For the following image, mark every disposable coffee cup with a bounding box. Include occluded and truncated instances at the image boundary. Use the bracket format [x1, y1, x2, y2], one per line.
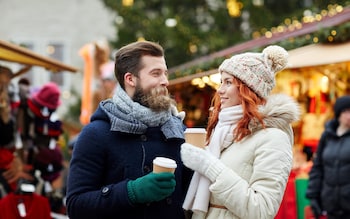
[153, 157, 177, 173]
[184, 128, 207, 148]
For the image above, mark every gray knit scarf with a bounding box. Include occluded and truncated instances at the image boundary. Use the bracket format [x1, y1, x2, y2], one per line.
[100, 86, 184, 139]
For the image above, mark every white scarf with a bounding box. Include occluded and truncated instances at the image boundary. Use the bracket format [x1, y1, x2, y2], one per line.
[183, 105, 243, 214]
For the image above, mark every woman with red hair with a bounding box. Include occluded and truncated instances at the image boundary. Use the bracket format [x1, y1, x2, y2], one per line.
[181, 45, 300, 219]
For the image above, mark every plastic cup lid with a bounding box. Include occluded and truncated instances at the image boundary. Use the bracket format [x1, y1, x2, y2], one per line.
[184, 128, 207, 134]
[153, 157, 177, 168]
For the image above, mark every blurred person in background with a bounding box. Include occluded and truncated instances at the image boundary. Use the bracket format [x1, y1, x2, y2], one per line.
[0, 66, 17, 197]
[92, 61, 118, 112]
[306, 95, 350, 219]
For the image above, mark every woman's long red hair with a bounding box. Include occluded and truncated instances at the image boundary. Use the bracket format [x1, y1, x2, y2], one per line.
[206, 77, 266, 144]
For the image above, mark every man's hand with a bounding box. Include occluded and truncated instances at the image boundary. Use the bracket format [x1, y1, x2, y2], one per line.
[127, 172, 176, 204]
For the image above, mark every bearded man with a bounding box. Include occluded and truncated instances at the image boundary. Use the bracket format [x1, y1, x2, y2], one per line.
[67, 41, 192, 219]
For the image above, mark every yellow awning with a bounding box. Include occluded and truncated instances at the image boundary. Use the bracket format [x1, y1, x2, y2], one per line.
[287, 41, 350, 69]
[0, 39, 78, 73]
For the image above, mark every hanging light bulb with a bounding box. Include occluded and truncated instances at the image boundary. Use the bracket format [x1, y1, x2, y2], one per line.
[252, 0, 264, 6]
[122, 0, 134, 7]
[226, 0, 243, 17]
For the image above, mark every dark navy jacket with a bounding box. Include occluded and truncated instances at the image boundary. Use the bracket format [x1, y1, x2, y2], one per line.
[306, 119, 350, 216]
[66, 106, 192, 219]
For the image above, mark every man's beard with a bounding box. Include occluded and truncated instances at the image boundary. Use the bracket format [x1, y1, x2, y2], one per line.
[133, 85, 175, 112]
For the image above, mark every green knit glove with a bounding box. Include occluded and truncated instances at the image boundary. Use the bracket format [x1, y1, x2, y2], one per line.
[127, 172, 176, 204]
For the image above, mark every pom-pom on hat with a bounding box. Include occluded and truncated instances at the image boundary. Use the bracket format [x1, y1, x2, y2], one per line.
[334, 95, 350, 119]
[218, 45, 288, 98]
[32, 82, 61, 110]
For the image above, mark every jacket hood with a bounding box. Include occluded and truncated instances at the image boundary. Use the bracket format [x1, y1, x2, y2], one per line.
[90, 105, 110, 123]
[249, 94, 301, 145]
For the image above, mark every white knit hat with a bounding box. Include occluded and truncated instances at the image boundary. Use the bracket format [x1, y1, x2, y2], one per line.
[218, 45, 288, 98]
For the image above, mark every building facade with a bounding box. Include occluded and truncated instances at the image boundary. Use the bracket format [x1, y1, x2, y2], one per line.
[0, 0, 117, 116]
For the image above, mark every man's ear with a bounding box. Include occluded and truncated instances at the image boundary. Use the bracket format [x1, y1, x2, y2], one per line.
[124, 72, 136, 87]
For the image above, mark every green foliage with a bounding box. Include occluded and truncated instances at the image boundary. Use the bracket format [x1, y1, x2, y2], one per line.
[103, 0, 246, 67]
[101, 0, 350, 70]
[63, 88, 82, 126]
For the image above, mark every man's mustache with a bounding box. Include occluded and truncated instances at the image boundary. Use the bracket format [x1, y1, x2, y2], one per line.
[150, 86, 169, 96]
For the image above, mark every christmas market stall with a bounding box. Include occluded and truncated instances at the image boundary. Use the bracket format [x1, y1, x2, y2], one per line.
[0, 39, 77, 218]
[277, 41, 350, 150]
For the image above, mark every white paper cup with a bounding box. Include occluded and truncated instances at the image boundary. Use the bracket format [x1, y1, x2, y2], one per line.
[153, 157, 177, 173]
[184, 128, 207, 148]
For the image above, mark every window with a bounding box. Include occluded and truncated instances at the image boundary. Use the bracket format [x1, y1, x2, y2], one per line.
[19, 42, 35, 83]
[46, 43, 64, 85]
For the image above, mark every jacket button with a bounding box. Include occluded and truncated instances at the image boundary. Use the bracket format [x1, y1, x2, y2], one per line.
[334, 160, 339, 165]
[143, 165, 151, 173]
[101, 187, 110, 196]
[166, 198, 172, 204]
[140, 135, 147, 141]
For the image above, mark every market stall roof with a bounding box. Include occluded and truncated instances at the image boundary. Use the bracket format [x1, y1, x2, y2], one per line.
[287, 41, 350, 69]
[0, 39, 78, 73]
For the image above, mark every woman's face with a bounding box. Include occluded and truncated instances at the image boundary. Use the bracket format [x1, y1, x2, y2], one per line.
[217, 72, 241, 109]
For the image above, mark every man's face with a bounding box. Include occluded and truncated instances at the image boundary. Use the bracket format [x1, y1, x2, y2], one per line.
[132, 55, 174, 111]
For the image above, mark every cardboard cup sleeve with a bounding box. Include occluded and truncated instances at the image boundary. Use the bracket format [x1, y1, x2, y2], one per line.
[153, 157, 177, 173]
